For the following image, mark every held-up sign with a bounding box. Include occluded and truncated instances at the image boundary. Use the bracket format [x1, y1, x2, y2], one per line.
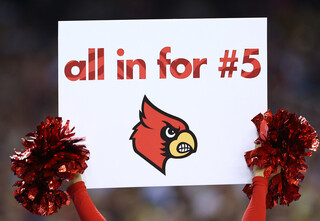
[58, 18, 267, 188]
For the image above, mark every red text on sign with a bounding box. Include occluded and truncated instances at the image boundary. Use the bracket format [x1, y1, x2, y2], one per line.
[241, 49, 261, 78]
[218, 48, 261, 78]
[157, 47, 207, 79]
[117, 48, 146, 80]
[65, 48, 104, 81]
[64, 47, 207, 81]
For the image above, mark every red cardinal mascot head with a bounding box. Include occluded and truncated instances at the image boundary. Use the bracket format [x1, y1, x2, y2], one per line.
[130, 96, 197, 175]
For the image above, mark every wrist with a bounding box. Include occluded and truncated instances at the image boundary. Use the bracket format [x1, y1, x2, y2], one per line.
[253, 165, 265, 177]
[69, 173, 82, 185]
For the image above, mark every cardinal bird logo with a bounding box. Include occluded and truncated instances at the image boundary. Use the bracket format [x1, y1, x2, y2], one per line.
[130, 96, 197, 175]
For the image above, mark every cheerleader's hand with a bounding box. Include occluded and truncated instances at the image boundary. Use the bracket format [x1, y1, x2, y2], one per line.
[253, 144, 281, 181]
[66, 173, 83, 188]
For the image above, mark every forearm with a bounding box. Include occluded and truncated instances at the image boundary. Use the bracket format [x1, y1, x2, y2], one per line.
[67, 181, 106, 221]
[242, 176, 268, 221]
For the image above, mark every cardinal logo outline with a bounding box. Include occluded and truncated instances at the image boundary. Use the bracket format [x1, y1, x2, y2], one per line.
[130, 95, 197, 175]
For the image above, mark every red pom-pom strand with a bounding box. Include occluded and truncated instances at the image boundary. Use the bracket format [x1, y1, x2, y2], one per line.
[243, 109, 319, 208]
[10, 116, 90, 216]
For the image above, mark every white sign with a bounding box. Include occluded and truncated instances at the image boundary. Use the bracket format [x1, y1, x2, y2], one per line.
[58, 18, 267, 188]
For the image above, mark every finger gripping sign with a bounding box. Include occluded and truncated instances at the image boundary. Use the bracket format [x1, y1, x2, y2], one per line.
[58, 18, 267, 188]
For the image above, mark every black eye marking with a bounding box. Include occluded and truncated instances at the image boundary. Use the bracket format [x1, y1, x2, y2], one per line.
[161, 123, 178, 141]
[165, 127, 176, 138]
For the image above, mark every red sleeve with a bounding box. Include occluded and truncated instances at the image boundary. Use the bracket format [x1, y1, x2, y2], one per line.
[242, 176, 268, 221]
[67, 181, 106, 221]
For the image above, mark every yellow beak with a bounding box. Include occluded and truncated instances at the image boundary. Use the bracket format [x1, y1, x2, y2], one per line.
[169, 131, 197, 158]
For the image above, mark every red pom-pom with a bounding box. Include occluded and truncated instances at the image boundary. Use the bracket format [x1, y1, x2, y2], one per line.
[10, 116, 90, 216]
[243, 109, 319, 208]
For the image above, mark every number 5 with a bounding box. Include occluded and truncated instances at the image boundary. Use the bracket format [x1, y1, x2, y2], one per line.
[241, 49, 261, 78]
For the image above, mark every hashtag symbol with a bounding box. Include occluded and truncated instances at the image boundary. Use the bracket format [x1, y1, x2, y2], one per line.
[218, 50, 238, 78]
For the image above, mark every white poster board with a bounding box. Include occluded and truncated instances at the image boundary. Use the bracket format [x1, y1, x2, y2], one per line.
[58, 18, 267, 188]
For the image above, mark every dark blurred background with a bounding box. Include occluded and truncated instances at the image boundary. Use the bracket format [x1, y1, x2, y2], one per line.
[1, 0, 319, 220]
